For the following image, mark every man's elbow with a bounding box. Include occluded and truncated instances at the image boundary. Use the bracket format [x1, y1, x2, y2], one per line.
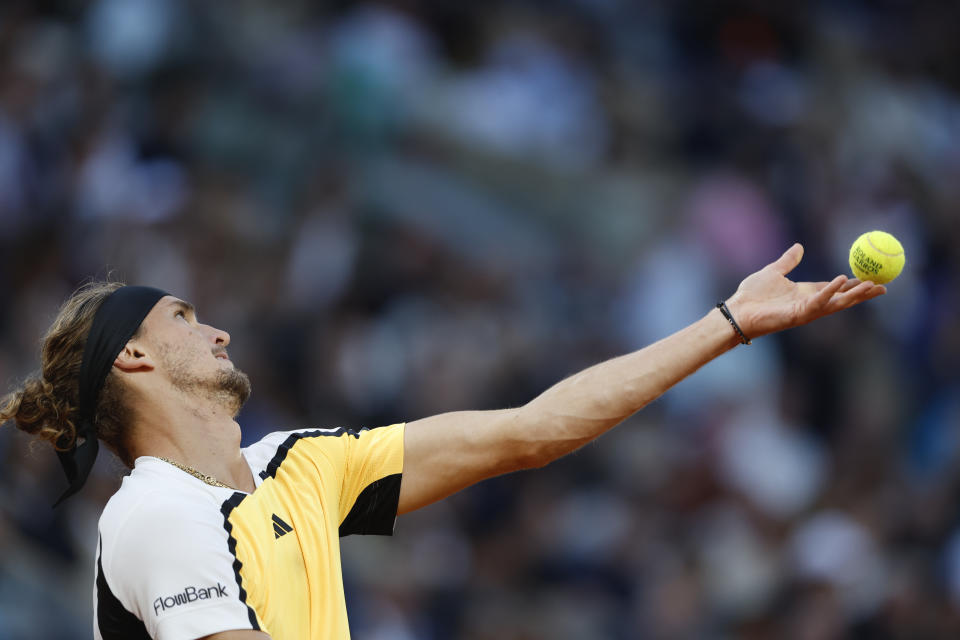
[499, 407, 551, 471]
[509, 426, 593, 471]
[514, 444, 551, 471]
[520, 436, 594, 470]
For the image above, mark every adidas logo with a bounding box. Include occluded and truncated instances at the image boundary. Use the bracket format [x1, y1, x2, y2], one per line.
[272, 514, 293, 539]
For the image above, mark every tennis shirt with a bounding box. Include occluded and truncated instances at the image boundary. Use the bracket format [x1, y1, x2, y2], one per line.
[93, 423, 405, 640]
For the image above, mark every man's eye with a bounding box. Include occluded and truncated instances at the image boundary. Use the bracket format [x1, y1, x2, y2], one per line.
[175, 311, 185, 319]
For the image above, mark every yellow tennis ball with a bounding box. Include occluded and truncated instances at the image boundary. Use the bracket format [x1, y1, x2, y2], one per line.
[848, 230, 905, 284]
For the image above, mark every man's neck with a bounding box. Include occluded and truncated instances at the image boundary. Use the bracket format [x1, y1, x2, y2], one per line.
[129, 391, 255, 492]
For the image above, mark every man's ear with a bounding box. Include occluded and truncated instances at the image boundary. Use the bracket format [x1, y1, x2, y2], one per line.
[113, 341, 155, 373]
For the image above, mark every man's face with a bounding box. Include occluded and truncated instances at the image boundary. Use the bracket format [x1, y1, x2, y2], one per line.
[137, 296, 251, 415]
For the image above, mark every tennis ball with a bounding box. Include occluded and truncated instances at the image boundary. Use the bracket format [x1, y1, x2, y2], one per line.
[848, 230, 905, 284]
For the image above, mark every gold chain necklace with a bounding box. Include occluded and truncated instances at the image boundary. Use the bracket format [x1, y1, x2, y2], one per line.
[156, 456, 231, 489]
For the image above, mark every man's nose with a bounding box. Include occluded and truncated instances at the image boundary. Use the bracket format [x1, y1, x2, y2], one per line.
[207, 325, 230, 346]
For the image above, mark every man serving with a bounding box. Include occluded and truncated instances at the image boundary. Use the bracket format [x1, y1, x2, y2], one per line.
[0, 244, 885, 639]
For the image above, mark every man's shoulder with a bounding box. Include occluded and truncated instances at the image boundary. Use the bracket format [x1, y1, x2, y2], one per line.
[98, 464, 221, 540]
[242, 426, 351, 471]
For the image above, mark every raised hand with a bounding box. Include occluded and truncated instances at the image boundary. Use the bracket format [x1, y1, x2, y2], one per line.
[725, 243, 887, 340]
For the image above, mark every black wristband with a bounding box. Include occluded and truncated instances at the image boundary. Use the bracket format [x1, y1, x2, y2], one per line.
[716, 300, 751, 345]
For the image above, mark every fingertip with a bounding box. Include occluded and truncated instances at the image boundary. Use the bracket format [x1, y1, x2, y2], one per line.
[862, 282, 883, 297]
[774, 243, 805, 275]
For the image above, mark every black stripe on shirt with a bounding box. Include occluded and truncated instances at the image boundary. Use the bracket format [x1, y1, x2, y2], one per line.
[262, 428, 345, 480]
[261, 426, 377, 480]
[95, 535, 152, 640]
[220, 492, 261, 631]
[338, 473, 402, 537]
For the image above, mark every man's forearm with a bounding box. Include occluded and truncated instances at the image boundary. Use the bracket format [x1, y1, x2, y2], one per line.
[516, 307, 741, 466]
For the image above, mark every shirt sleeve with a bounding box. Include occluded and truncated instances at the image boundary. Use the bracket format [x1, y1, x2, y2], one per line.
[337, 423, 405, 536]
[244, 423, 406, 537]
[98, 492, 260, 640]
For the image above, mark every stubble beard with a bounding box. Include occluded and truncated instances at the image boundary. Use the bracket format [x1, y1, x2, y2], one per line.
[160, 346, 252, 417]
[207, 367, 252, 417]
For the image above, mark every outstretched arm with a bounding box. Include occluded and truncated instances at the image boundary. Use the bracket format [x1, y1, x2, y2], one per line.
[397, 244, 885, 514]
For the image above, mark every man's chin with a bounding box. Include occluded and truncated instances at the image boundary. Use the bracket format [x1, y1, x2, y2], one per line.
[218, 368, 252, 416]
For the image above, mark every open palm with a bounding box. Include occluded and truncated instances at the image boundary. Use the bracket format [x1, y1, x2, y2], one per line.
[725, 243, 887, 340]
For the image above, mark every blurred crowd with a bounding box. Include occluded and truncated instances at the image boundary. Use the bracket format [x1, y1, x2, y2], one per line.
[1, 0, 959, 638]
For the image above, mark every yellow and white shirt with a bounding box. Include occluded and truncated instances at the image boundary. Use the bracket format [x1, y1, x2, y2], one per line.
[93, 424, 405, 640]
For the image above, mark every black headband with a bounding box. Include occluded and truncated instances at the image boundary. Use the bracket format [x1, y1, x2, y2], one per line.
[54, 285, 168, 506]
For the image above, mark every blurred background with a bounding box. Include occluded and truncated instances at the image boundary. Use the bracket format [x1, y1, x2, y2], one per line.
[0, 0, 958, 638]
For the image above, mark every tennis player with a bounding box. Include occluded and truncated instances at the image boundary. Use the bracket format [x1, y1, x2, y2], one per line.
[0, 244, 884, 639]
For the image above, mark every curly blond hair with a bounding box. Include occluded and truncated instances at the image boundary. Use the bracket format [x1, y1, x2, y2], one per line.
[1, 281, 139, 467]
